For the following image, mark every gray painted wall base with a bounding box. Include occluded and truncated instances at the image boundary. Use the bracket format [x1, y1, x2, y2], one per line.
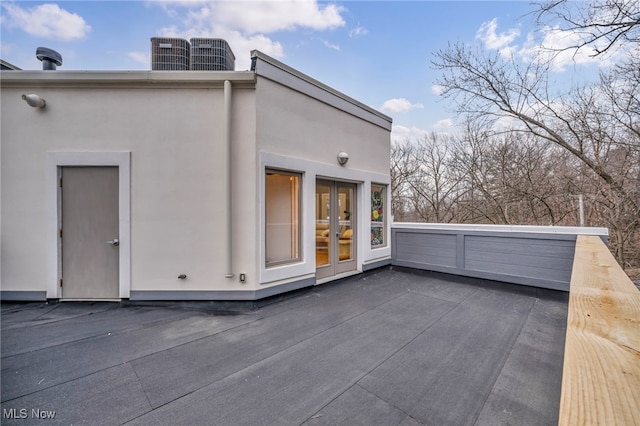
[130, 277, 316, 301]
[1, 291, 47, 301]
[363, 258, 391, 272]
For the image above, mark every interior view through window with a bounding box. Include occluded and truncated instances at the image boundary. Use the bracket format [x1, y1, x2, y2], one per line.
[265, 170, 301, 267]
[316, 180, 356, 279]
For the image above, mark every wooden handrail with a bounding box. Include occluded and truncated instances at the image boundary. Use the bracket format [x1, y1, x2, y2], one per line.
[559, 235, 640, 425]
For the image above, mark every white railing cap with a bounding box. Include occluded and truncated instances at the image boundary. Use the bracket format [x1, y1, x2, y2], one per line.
[391, 222, 609, 236]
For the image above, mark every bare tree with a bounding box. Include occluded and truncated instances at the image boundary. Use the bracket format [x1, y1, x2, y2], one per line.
[431, 13, 639, 266]
[391, 139, 420, 221]
[534, 0, 640, 56]
[433, 44, 636, 207]
[391, 134, 469, 223]
[449, 124, 579, 226]
[408, 133, 468, 222]
[389, 1, 640, 268]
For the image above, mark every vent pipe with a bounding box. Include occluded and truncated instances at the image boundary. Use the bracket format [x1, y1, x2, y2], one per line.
[36, 47, 62, 70]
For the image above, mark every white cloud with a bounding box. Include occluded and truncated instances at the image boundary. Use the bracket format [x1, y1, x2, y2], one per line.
[380, 98, 424, 113]
[391, 125, 429, 144]
[1, 3, 91, 41]
[476, 18, 520, 57]
[211, 1, 345, 33]
[431, 84, 445, 96]
[322, 39, 340, 51]
[519, 25, 620, 71]
[476, 17, 626, 72]
[349, 25, 368, 38]
[153, 0, 346, 69]
[128, 51, 149, 65]
[433, 118, 454, 129]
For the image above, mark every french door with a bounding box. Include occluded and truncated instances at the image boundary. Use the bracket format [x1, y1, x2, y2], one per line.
[315, 180, 357, 280]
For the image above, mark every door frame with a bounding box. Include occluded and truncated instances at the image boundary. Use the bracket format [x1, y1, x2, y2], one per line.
[46, 152, 131, 299]
[61, 166, 120, 299]
[316, 179, 358, 280]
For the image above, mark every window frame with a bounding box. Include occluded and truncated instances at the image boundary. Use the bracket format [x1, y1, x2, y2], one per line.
[265, 168, 303, 268]
[370, 183, 387, 249]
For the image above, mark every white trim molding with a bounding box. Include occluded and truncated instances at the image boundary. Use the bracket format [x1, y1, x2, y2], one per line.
[46, 151, 131, 299]
[259, 151, 391, 287]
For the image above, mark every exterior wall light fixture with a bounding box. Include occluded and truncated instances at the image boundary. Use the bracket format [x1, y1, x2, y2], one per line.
[22, 94, 46, 109]
[337, 151, 349, 166]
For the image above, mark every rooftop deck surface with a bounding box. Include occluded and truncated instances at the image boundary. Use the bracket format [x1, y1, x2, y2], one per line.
[1, 267, 568, 425]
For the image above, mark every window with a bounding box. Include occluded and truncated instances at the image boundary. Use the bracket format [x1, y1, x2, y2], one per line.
[266, 170, 302, 266]
[371, 184, 386, 248]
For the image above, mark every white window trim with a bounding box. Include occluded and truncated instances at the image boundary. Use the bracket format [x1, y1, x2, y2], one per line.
[370, 182, 388, 249]
[265, 169, 303, 267]
[46, 152, 131, 299]
[259, 152, 391, 285]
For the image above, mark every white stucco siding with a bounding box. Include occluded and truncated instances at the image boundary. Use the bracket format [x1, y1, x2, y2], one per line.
[254, 73, 392, 288]
[228, 88, 259, 287]
[255, 77, 389, 173]
[2, 87, 60, 292]
[2, 59, 391, 299]
[1, 82, 257, 294]
[127, 88, 227, 292]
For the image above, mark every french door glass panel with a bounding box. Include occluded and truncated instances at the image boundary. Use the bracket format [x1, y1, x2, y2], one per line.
[315, 182, 331, 267]
[338, 185, 354, 262]
[316, 180, 356, 278]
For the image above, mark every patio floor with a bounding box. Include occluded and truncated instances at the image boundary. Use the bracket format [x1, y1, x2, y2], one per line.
[1, 267, 567, 425]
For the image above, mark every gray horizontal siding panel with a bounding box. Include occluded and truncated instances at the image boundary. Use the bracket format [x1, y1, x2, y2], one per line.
[465, 247, 573, 271]
[465, 259, 572, 283]
[464, 236, 574, 283]
[391, 226, 581, 291]
[392, 260, 569, 292]
[395, 232, 456, 268]
[465, 236, 575, 257]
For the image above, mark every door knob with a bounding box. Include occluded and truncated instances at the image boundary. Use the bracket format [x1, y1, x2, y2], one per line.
[106, 239, 119, 246]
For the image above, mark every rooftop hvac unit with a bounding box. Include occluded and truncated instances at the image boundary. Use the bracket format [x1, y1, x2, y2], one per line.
[150, 37, 190, 70]
[190, 38, 235, 71]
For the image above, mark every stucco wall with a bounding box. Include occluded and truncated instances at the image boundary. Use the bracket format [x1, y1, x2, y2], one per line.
[1, 62, 391, 300]
[254, 75, 392, 289]
[1, 81, 257, 295]
[228, 87, 259, 288]
[255, 77, 390, 173]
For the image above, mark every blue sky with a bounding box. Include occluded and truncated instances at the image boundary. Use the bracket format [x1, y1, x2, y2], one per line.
[1, 1, 615, 142]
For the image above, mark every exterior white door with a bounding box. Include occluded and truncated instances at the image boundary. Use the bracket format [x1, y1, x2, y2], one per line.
[315, 180, 357, 280]
[61, 167, 119, 299]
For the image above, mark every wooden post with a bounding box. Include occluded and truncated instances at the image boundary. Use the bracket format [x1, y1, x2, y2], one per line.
[559, 235, 640, 425]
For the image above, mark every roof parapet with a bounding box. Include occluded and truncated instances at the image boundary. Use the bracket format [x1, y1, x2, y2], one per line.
[250, 50, 392, 131]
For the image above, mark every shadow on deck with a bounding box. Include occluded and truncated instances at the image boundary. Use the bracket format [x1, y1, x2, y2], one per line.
[1, 267, 567, 425]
